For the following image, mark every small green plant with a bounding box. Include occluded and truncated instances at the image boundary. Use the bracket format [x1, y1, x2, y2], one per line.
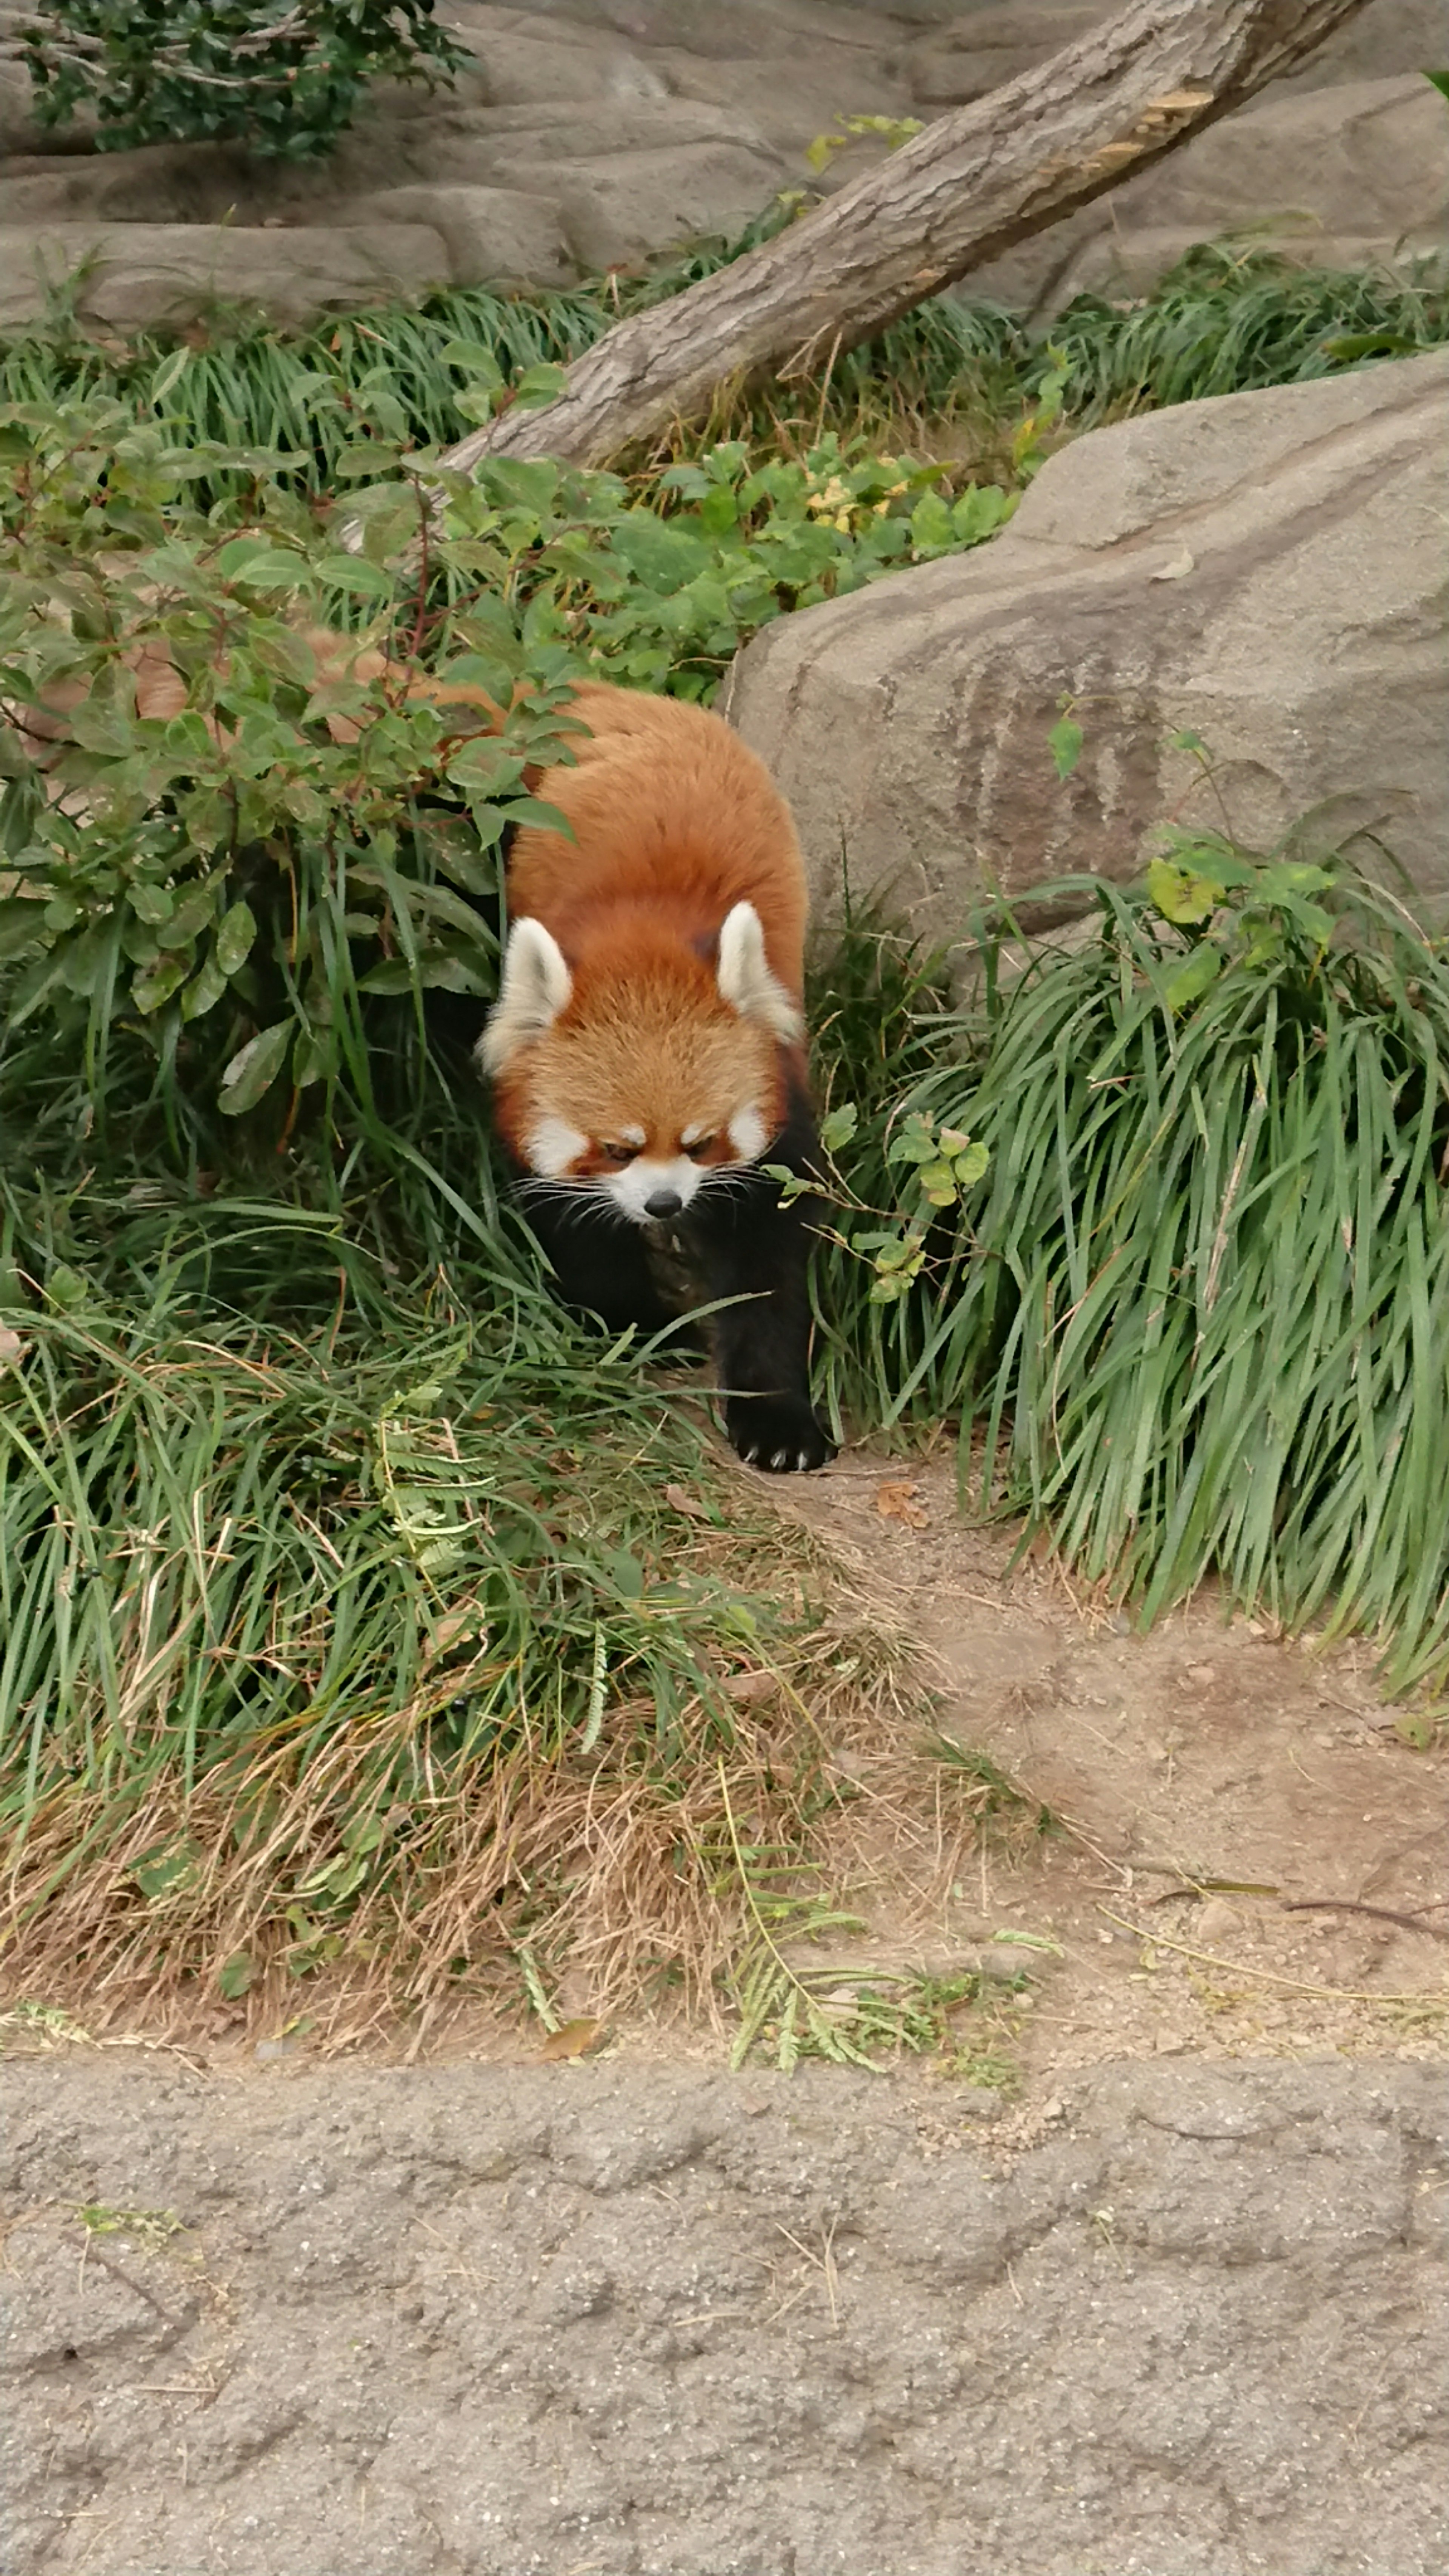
[78, 2203, 185, 2245]
[804, 111, 925, 174]
[767, 1102, 989, 1308]
[17, 0, 468, 158]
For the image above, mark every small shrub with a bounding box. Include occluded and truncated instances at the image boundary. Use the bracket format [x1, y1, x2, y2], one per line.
[17, 0, 468, 159]
[0, 391, 1009, 1129]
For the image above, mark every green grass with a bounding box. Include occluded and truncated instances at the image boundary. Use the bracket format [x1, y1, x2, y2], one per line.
[0, 997, 992, 2053]
[814, 858, 1449, 1699]
[3, 214, 1443, 493]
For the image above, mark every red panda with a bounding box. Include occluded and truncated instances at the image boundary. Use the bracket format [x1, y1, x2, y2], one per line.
[480, 680, 834, 1474]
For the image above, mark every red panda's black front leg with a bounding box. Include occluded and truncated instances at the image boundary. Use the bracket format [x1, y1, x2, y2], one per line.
[688, 1106, 835, 1476]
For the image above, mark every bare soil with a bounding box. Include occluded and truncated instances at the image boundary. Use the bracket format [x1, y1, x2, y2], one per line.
[3, 1456, 1447, 2576]
[762, 1453, 1449, 2081]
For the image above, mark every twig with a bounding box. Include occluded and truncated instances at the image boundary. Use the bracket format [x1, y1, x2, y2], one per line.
[1283, 1898, 1449, 1942]
[1101, 1909, 1449, 2006]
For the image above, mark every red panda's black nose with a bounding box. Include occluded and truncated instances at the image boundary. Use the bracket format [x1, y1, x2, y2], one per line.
[645, 1188, 684, 1220]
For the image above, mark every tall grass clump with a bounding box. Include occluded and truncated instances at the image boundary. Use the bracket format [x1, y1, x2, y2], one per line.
[2, 210, 1443, 497]
[1053, 242, 1449, 418]
[818, 844, 1449, 1696]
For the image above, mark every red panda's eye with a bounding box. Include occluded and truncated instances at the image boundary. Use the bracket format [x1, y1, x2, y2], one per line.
[687, 1133, 717, 1155]
[598, 1141, 635, 1166]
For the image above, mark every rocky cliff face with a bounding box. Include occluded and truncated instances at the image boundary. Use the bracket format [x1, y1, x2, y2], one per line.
[1, 0, 1445, 333]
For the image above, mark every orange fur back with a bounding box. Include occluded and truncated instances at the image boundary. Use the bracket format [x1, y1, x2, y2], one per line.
[505, 681, 808, 1001]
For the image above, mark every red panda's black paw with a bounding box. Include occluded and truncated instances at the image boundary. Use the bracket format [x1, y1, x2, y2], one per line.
[726, 1399, 835, 1475]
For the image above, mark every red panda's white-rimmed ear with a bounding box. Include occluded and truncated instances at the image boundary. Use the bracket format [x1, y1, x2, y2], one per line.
[716, 902, 803, 1043]
[477, 918, 572, 1073]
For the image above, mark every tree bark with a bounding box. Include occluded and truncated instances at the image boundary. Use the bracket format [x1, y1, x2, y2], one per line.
[438, 0, 1374, 472]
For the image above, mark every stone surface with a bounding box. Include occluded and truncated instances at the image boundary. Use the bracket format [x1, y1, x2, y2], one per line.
[961, 71, 1449, 315]
[0, 2053, 1446, 2576]
[342, 183, 575, 287]
[723, 351, 1449, 938]
[0, 222, 451, 335]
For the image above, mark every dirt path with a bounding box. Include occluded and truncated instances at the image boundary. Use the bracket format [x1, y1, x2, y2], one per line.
[3, 2055, 1447, 2576]
[4, 1459, 1448, 2576]
[766, 1455, 1449, 2078]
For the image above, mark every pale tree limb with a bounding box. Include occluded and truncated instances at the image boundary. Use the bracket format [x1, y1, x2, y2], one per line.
[437, 0, 1375, 472]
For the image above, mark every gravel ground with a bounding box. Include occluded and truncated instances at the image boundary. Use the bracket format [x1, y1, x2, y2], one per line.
[2, 2053, 1446, 2576]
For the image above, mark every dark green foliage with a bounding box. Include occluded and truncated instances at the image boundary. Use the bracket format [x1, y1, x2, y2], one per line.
[20, 0, 467, 159]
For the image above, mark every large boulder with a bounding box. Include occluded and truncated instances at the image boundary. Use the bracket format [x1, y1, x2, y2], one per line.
[721, 352, 1449, 940]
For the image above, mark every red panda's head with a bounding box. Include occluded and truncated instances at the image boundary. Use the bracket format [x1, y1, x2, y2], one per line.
[479, 903, 803, 1224]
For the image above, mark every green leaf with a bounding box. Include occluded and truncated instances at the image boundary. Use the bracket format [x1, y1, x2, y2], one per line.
[606, 516, 712, 597]
[511, 362, 569, 411]
[126, 879, 174, 926]
[155, 882, 218, 949]
[1162, 943, 1223, 1012]
[214, 899, 257, 976]
[148, 348, 191, 407]
[439, 338, 504, 387]
[133, 1843, 197, 1900]
[217, 1953, 254, 2000]
[180, 951, 228, 1020]
[819, 1103, 859, 1154]
[1148, 856, 1225, 924]
[1047, 716, 1084, 780]
[214, 539, 306, 590]
[45, 1263, 92, 1313]
[0, 896, 46, 961]
[218, 1019, 292, 1115]
[312, 552, 397, 598]
[132, 952, 193, 1014]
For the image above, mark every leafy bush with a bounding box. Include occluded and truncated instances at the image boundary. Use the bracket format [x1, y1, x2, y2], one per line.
[0, 391, 1009, 1129]
[17, 0, 467, 158]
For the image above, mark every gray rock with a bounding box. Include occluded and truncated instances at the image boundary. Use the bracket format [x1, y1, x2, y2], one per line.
[0, 221, 451, 334]
[723, 351, 1449, 940]
[961, 72, 1449, 313]
[344, 183, 577, 286]
[538, 140, 791, 269]
[902, 3, 1109, 103]
[449, 25, 671, 106]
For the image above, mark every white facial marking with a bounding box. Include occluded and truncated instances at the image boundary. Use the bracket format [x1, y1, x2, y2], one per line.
[524, 1115, 589, 1178]
[621, 1124, 646, 1148]
[605, 1156, 705, 1224]
[728, 1104, 768, 1162]
[680, 1122, 708, 1149]
[478, 918, 572, 1075]
[715, 901, 803, 1044]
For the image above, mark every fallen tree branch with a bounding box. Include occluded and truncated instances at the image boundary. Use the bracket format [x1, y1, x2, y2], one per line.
[431, 0, 1375, 472]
